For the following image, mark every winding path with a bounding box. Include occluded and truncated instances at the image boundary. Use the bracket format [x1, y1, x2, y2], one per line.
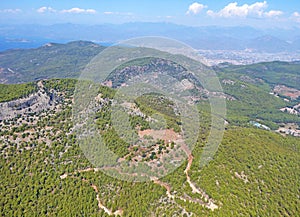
[151, 145, 218, 211]
[60, 170, 123, 216]
[60, 145, 219, 215]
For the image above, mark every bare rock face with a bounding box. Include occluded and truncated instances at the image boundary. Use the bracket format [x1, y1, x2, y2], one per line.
[0, 81, 59, 120]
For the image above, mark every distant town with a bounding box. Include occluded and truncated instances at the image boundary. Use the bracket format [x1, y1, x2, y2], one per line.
[198, 50, 300, 65]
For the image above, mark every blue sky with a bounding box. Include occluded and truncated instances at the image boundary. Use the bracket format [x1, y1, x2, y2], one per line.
[0, 0, 300, 28]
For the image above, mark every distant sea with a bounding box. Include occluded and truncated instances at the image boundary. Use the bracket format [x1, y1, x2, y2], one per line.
[0, 37, 113, 51]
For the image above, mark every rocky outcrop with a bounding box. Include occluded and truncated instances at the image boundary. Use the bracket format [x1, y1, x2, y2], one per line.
[0, 81, 59, 120]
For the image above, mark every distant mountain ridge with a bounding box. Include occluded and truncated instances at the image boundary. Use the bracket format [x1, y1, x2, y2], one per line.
[1, 40, 300, 86]
[1, 23, 300, 52]
[247, 35, 292, 52]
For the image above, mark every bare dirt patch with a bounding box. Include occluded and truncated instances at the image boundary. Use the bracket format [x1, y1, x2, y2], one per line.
[138, 129, 181, 142]
[273, 85, 300, 100]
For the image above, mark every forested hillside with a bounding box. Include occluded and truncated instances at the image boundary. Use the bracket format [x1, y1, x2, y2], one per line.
[0, 41, 299, 216]
[0, 41, 104, 84]
[0, 79, 299, 216]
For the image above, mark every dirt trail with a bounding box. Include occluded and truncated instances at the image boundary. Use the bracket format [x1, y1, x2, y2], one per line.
[151, 177, 174, 199]
[152, 145, 219, 211]
[60, 143, 219, 214]
[183, 145, 218, 210]
[96, 194, 123, 216]
[60, 168, 123, 216]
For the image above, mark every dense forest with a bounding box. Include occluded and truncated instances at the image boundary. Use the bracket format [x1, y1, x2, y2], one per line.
[0, 79, 299, 216]
[0, 82, 37, 102]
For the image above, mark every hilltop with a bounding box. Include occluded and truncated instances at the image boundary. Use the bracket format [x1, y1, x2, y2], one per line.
[0, 41, 299, 132]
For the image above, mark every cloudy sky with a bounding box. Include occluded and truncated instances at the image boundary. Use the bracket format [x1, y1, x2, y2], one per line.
[0, 0, 299, 28]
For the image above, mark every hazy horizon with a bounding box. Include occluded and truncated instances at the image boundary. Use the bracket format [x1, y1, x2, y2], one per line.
[1, 0, 300, 28]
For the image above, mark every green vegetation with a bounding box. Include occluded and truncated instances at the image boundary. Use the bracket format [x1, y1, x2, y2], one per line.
[1, 79, 299, 216]
[0, 55, 299, 216]
[0, 82, 37, 102]
[135, 93, 181, 132]
[115, 57, 155, 69]
[0, 41, 104, 83]
[219, 61, 300, 89]
[106, 57, 190, 88]
[223, 80, 299, 128]
[216, 65, 300, 128]
[176, 128, 299, 216]
[43, 78, 77, 97]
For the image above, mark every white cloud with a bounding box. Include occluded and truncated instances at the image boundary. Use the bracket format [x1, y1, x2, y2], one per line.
[186, 2, 207, 15]
[0, 9, 21, 13]
[103, 11, 133, 16]
[207, 1, 268, 18]
[37, 7, 56, 13]
[37, 7, 47, 13]
[207, 1, 283, 19]
[37, 6, 96, 14]
[86, 9, 97, 14]
[264, 10, 283, 17]
[104, 11, 114, 15]
[293, 12, 300, 17]
[61, 8, 96, 14]
[292, 12, 300, 22]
